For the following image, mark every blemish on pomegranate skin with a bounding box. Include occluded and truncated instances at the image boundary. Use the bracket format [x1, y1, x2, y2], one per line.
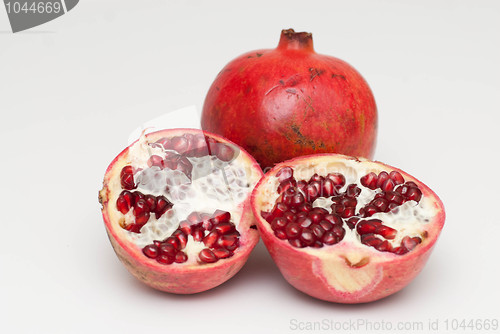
[309, 68, 324, 81]
[290, 124, 316, 150]
[331, 73, 346, 80]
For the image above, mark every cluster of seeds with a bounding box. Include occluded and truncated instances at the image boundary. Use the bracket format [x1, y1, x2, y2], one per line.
[142, 210, 240, 265]
[359, 171, 422, 217]
[116, 190, 173, 233]
[263, 167, 424, 254]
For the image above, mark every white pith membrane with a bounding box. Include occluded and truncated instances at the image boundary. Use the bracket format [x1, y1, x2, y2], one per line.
[108, 133, 260, 265]
[259, 159, 435, 252]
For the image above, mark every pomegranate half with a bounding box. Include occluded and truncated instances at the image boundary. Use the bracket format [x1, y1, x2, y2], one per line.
[251, 154, 445, 303]
[99, 129, 263, 294]
[201, 29, 377, 169]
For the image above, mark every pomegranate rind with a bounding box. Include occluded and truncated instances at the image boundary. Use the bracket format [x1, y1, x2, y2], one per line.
[251, 154, 445, 303]
[99, 129, 262, 294]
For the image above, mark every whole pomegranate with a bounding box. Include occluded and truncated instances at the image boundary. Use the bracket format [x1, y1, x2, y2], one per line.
[99, 129, 263, 294]
[251, 154, 445, 303]
[201, 29, 377, 169]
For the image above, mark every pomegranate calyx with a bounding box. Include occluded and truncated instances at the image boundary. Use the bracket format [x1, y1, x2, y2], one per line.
[278, 28, 314, 51]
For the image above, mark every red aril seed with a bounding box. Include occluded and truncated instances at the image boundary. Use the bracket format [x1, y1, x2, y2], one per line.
[341, 207, 355, 218]
[376, 171, 389, 189]
[188, 135, 209, 157]
[346, 184, 361, 198]
[192, 228, 204, 242]
[356, 221, 379, 234]
[145, 194, 157, 212]
[385, 191, 404, 205]
[309, 173, 323, 183]
[214, 143, 235, 162]
[319, 220, 333, 231]
[376, 240, 393, 252]
[187, 212, 202, 224]
[271, 217, 287, 231]
[170, 136, 190, 153]
[199, 249, 218, 263]
[288, 239, 305, 248]
[165, 237, 180, 250]
[212, 210, 231, 224]
[331, 225, 346, 239]
[381, 179, 395, 192]
[299, 228, 315, 246]
[346, 217, 360, 229]
[322, 231, 338, 245]
[305, 182, 321, 201]
[291, 192, 305, 207]
[275, 230, 287, 239]
[401, 236, 421, 251]
[217, 234, 239, 250]
[298, 202, 313, 213]
[120, 165, 136, 190]
[159, 243, 176, 257]
[175, 252, 188, 263]
[213, 248, 232, 259]
[396, 184, 410, 197]
[406, 187, 423, 202]
[360, 172, 378, 190]
[203, 230, 219, 248]
[296, 180, 308, 192]
[215, 222, 235, 234]
[283, 211, 297, 223]
[147, 155, 164, 169]
[390, 171, 405, 185]
[179, 221, 192, 235]
[310, 224, 325, 239]
[156, 254, 174, 265]
[155, 137, 170, 149]
[285, 223, 301, 239]
[116, 190, 134, 214]
[322, 179, 337, 197]
[133, 199, 150, 216]
[135, 212, 150, 226]
[176, 232, 188, 249]
[326, 173, 346, 188]
[142, 244, 159, 259]
[155, 195, 173, 219]
[372, 197, 389, 212]
[277, 179, 296, 194]
[361, 234, 383, 248]
[276, 166, 293, 183]
[298, 216, 312, 228]
[324, 214, 343, 226]
[374, 225, 397, 240]
[341, 197, 357, 208]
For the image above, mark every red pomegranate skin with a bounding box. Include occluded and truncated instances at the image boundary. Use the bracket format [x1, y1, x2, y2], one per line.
[202, 29, 377, 169]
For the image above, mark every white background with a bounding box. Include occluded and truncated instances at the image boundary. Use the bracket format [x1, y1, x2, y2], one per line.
[1, 1, 499, 333]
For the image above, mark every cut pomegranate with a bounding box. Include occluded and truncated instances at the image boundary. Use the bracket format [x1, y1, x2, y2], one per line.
[99, 129, 263, 294]
[251, 154, 445, 303]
